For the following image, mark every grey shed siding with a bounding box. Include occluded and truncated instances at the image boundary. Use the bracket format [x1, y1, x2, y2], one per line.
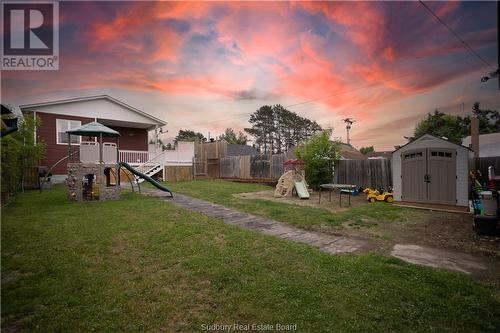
[392, 135, 471, 206]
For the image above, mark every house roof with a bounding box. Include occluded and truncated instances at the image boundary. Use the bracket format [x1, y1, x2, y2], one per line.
[1, 104, 14, 115]
[227, 144, 260, 156]
[392, 134, 471, 154]
[339, 143, 366, 160]
[366, 151, 392, 159]
[20, 95, 167, 126]
[462, 132, 500, 157]
[67, 121, 120, 137]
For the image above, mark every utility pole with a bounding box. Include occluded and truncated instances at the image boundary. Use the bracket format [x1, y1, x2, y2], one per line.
[342, 118, 356, 145]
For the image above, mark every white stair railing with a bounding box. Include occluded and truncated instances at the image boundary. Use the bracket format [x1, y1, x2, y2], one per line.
[135, 150, 168, 175]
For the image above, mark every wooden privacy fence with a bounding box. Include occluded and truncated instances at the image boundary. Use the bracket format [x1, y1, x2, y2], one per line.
[220, 154, 286, 180]
[334, 159, 392, 189]
[220, 155, 393, 187]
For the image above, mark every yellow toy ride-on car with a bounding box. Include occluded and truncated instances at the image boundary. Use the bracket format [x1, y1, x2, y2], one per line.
[363, 187, 394, 203]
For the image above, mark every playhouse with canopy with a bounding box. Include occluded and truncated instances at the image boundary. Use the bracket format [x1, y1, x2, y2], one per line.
[66, 122, 122, 201]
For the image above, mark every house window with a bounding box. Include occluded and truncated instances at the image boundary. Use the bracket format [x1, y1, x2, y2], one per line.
[56, 119, 81, 144]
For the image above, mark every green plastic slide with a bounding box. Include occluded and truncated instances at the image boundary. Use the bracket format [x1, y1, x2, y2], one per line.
[119, 161, 173, 197]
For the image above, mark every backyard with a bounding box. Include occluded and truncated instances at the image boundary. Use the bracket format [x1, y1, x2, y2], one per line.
[2, 183, 500, 332]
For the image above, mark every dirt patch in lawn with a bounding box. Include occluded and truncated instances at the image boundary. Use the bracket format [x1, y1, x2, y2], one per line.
[388, 212, 500, 257]
[234, 190, 369, 212]
[235, 190, 500, 268]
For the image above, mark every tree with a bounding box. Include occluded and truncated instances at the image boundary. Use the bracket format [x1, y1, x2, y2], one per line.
[245, 105, 274, 154]
[295, 130, 341, 189]
[413, 110, 467, 144]
[175, 129, 205, 142]
[1, 114, 45, 193]
[360, 146, 375, 155]
[411, 103, 500, 144]
[219, 128, 248, 145]
[457, 102, 500, 134]
[245, 105, 322, 154]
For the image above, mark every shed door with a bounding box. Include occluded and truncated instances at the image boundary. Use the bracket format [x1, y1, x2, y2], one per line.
[401, 149, 427, 202]
[427, 149, 456, 204]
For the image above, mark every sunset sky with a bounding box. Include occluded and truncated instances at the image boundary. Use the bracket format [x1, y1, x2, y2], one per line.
[1, 1, 499, 150]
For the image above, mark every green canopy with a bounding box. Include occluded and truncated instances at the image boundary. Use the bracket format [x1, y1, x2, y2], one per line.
[66, 121, 120, 137]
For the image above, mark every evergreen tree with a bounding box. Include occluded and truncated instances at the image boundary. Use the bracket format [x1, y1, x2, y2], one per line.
[245, 105, 322, 154]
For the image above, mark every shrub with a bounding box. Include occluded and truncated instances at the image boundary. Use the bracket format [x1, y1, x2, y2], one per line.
[295, 130, 340, 189]
[1, 114, 45, 193]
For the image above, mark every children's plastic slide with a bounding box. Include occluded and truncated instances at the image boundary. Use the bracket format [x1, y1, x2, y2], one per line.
[119, 161, 173, 197]
[294, 181, 310, 199]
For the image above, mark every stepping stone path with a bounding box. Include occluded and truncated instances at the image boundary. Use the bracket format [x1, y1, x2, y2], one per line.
[138, 187, 367, 255]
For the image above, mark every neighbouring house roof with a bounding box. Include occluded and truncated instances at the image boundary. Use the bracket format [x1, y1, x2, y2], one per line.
[462, 132, 500, 157]
[1, 104, 14, 115]
[1, 104, 18, 137]
[339, 143, 366, 160]
[226, 144, 260, 156]
[67, 121, 120, 137]
[366, 151, 393, 159]
[19, 95, 166, 128]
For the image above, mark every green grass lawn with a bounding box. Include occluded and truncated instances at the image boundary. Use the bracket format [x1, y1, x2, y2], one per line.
[2, 186, 500, 332]
[164, 179, 416, 232]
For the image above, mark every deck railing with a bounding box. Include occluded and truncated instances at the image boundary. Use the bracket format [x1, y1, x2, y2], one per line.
[119, 150, 151, 164]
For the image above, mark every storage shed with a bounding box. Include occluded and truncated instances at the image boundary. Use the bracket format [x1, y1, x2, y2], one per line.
[392, 134, 472, 206]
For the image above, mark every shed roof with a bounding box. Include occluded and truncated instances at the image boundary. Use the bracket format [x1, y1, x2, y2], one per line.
[67, 121, 120, 137]
[392, 134, 471, 154]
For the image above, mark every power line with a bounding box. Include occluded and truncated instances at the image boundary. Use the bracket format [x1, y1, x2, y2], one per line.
[418, 0, 493, 70]
[285, 50, 488, 111]
[169, 50, 483, 130]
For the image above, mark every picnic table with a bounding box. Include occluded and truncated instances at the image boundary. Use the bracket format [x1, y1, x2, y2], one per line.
[319, 184, 357, 207]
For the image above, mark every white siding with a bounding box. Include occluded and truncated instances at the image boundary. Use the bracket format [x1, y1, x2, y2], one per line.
[392, 135, 470, 206]
[393, 152, 402, 201]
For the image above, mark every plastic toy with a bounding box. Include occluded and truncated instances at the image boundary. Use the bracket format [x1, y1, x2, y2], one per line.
[363, 187, 394, 203]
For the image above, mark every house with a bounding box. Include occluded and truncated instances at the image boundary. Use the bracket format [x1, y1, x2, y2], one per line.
[1, 104, 18, 137]
[20, 95, 193, 182]
[339, 143, 366, 160]
[462, 132, 500, 157]
[226, 144, 260, 156]
[366, 151, 392, 159]
[392, 134, 472, 207]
